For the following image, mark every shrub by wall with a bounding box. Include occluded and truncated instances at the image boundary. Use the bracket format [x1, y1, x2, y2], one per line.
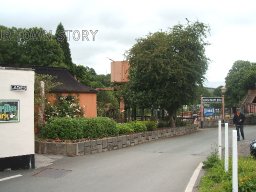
[116, 123, 134, 135]
[79, 117, 118, 139]
[128, 121, 147, 133]
[143, 120, 157, 131]
[40, 117, 83, 140]
[40, 117, 118, 140]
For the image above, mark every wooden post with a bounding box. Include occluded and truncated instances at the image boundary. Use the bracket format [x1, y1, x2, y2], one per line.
[38, 81, 45, 126]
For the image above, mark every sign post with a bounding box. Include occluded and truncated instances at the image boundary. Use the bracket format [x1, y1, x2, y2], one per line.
[200, 97, 223, 128]
[200, 96, 204, 128]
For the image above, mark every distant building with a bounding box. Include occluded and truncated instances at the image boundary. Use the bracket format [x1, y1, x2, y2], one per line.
[111, 61, 129, 83]
[34, 67, 97, 118]
[241, 89, 256, 114]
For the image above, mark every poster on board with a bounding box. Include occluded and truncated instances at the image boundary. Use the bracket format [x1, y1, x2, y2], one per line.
[0, 100, 20, 122]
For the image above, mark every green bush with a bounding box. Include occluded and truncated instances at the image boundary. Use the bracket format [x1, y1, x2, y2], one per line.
[143, 121, 157, 131]
[116, 123, 134, 135]
[40, 117, 118, 140]
[238, 157, 256, 192]
[202, 151, 221, 170]
[199, 156, 256, 192]
[40, 117, 83, 140]
[81, 117, 118, 139]
[128, 121, 147, 133]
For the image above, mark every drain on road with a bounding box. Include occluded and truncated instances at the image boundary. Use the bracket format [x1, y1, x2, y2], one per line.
[33, 168, 72, 178]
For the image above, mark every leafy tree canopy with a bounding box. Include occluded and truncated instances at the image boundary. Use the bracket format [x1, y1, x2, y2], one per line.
[55, 23, 74, 70]
[126, 21, 210, 124]
[225, 60, 256, 107]
[0, 25, 66, 68]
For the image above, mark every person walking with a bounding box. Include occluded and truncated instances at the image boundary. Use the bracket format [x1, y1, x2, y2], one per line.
[233, 108, 246, 141]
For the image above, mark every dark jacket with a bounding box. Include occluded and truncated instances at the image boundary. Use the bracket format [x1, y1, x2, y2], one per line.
[233, 112, 245, 125]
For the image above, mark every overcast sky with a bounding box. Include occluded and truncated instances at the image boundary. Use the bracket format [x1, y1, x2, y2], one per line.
[1, 0, 256, 87]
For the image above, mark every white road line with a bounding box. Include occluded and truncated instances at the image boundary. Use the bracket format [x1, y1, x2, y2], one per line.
[185, 162, 203, 192]
[0, 174, 23, 182]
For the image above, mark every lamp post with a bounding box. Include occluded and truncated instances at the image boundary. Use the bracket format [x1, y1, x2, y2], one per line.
[200, 95, 204, 128]
[221, 86, 226, 122]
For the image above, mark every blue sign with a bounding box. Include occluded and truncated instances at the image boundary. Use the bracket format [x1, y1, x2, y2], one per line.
[204, 108, 215, 117]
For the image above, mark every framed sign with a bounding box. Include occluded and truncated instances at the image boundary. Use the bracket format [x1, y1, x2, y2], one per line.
[0, 100, 20, 123]
[202, 97, 222, 103]
[204, 108, 215, 117]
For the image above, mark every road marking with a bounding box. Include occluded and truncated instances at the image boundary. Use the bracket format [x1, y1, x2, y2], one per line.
[185, 162, 203, 192]
[0, 174, 23, 182]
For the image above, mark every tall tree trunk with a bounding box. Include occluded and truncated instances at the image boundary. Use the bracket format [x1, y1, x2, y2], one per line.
[151, 108, 154, 120]
[132, 106, 137, 121]
[141, 108, 145, 121]
[161, 109, 165, 119]
[167, 109, 176, 128]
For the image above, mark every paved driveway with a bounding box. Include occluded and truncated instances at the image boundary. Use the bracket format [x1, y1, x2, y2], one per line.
[1, 126, 255, 192]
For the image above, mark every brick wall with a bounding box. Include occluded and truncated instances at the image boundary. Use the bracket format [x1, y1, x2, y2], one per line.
[35, 126, 198, 156]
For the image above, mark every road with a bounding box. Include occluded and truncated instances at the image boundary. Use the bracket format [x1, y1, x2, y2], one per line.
[1, 126, 255, 192]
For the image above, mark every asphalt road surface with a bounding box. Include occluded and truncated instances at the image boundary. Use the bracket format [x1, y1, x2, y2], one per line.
[1, 126, 256, 192]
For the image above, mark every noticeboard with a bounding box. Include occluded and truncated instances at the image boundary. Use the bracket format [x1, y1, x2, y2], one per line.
[0, 100, 20, 122]
[202, 97, 222, 103]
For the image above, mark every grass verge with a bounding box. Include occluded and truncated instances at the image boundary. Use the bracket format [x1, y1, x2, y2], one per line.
[199, 152, 256, 192]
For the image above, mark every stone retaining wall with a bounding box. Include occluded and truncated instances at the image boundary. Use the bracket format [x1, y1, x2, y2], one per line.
[35, 126, 197, 156]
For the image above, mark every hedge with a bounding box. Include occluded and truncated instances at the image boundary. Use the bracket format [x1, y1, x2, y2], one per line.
[116, 123, 134, 135]
[40, 118, 158, 140]
[79, 117, 118, 139]
[40, 117, 83, 140]
[40, 117, 118, 140]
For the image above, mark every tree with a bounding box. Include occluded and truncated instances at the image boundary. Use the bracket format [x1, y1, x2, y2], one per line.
[55, 23, 74, 70]
[225, 60, 256, 107]
[0, 26, 66, 68]
[34, 74, 62, 105]
[126, 21, 209, 126]
[21, 28, 66, 67]
[96, 74, 111, 87]
[0, 26, 23, 66]
[213, 86, 223, 97]
[73, 65, 97, 86]
[34, 74, 62, 132]
[97, 91, 119, 119]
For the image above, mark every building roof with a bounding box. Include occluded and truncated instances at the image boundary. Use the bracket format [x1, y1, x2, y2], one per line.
[34, 67, 97, 93]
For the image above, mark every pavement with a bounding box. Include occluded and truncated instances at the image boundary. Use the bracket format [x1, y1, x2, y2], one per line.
[237, 139, 251, 157]
[2, 129, 253, 192]
[35, 154, 64, 169]
[33, 137, 252, 192]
